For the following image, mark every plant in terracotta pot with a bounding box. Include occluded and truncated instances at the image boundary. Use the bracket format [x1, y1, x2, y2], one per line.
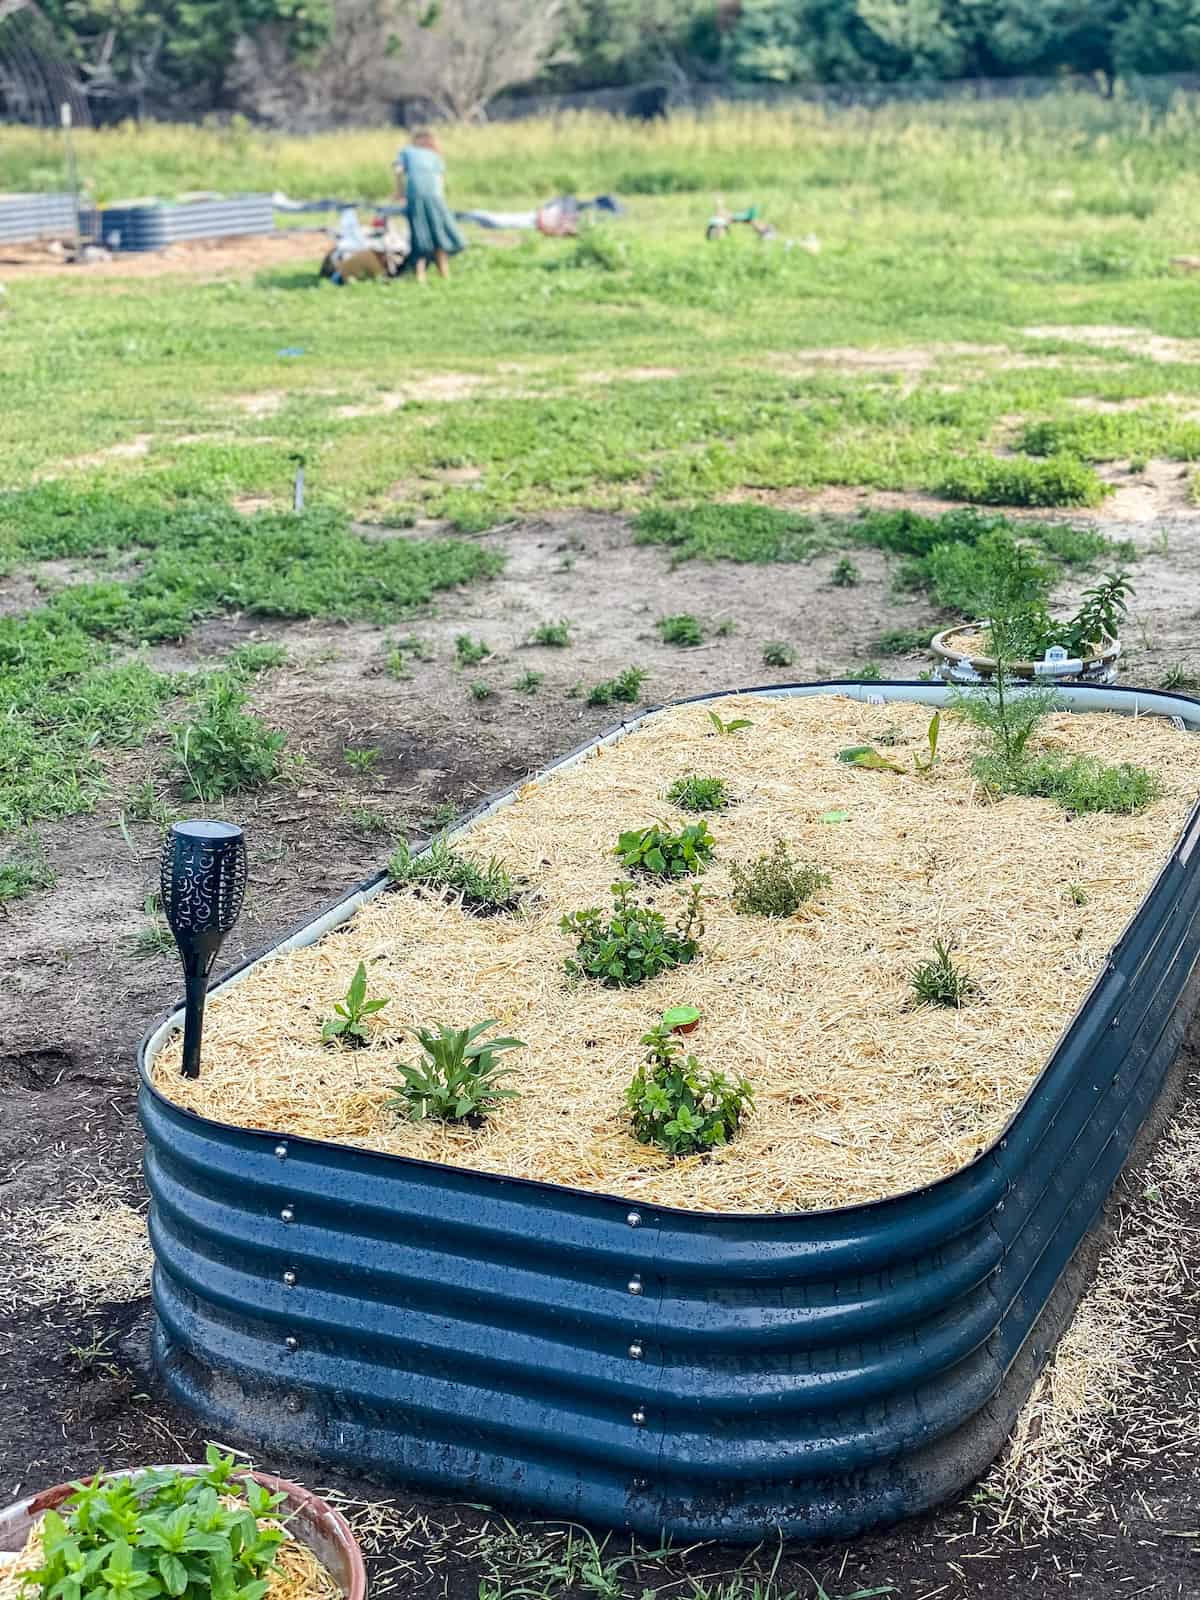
[0, 1449, 364, 1600]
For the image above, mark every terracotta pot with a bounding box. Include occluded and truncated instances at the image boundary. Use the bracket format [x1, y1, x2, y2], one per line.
[931, 623, 1120, 686]
[0, 1467, 366, 1600]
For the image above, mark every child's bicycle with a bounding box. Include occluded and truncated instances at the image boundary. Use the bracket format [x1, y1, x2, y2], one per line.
[705, 197, 777, 242]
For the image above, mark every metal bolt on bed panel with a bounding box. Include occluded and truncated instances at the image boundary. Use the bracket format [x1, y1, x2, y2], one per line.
[285, 1337, 300, 1351]
[632, 1409, 647, 1426]
[283, 1270, 297, 1287]
[285, 1394, 303, 1413]
[281, 1207, 295, 1223]
[626, 1211, 641, 1227]
[629, 1342, 644, 1360]
[275, 1143, 288, 1160]
[627, 1275, 643, 1294]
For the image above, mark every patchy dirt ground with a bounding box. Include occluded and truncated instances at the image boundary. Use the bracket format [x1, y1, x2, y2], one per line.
[3, 507, 1200, 1599]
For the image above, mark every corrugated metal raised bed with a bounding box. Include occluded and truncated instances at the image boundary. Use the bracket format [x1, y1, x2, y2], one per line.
[97, 195, 274, 251]
[0, 192, 76, 243]
[139, 681, 1200, 1540]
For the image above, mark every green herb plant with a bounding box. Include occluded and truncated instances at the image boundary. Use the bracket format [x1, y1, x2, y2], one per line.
[585, 667, 647, 707]
[562, 881, 704, 987]
[626, 1018, 753, 1157]
[321, 960, 389, 1046]
[344, 746, 379, 773]
[470, 680, 493, 701]
[615, 820, 715, 878]
[666, 774, 730, 812]
[911, 939, 978, 1007]
[730, 840, 829, 917]
[831, 556, 861, 587]
[22, 1444, 287, 1600]
[387, 838, 521, 913]
[389, 1020, 524, 1124]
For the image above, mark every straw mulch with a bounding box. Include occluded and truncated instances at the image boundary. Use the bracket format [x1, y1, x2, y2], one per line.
[2, 1195, 151, 1313]
[154, 694, 1200, 1213]
[983, 1080, 1200, 1531]
[0, 1518, 338, 1600]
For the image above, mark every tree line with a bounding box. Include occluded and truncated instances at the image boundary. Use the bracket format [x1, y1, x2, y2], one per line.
[28, 0, 1200, 124]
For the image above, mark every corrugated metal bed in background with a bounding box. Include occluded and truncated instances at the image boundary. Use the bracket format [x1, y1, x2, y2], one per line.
[94, 195, 275, 251]
[139, 681, 1200, 1540]
[0, 191, 76, 243]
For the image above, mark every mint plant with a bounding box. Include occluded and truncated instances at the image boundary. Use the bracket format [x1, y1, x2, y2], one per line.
[389, 1020, 524, 1124]
[22, 1445, 287, 1600]
[321, 960, 389, 1046]
[615, 820, 715, 878]
[562, 882, 704, 987]
[626, 1018, 752, 1157]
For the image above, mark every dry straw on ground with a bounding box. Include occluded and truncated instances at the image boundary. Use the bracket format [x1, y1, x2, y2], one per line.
[982, 1082, 1200, 1531]
[3, 1193, 152, 1311]
[155, 694, 1200, 1213]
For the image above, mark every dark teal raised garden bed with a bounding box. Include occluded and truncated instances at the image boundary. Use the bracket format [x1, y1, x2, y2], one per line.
[139, 681, 1200, 1540]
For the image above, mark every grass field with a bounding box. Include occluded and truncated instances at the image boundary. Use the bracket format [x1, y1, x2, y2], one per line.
[3, 93, 1200, 1600]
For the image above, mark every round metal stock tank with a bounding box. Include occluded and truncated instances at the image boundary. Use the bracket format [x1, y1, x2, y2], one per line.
[139, 682, 1200, 1539]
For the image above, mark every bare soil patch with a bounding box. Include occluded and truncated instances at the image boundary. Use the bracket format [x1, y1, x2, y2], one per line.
[0, 230, 324, 281]
[1024, 325, 1200, 364]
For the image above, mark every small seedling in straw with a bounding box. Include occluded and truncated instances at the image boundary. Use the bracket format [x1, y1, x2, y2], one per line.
[322, 960, 389, 1046]
[912, 711, 941, 774]
[708, 709, 753, 736]
[389, 1019, 524, 1124]
[910, 939, 977, 1008]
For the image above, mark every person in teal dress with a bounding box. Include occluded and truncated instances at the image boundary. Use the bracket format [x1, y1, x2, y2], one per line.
[393, 130, 465, 283]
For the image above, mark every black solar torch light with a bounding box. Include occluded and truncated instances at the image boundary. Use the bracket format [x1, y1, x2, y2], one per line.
[160, 820, 247, 1079]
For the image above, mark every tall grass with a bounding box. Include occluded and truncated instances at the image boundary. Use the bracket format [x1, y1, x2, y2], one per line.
[6, 91, 1200, 206]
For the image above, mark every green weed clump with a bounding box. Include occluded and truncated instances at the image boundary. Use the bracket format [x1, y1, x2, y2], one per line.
[528, 620, 572, 647]
[761, 640, 795, 667]
[877, 626, 932, 656]
[730, 840, 829, 917]
[635, 504, 830, 565]
[831, 555, 861, 587]
[626, 1018, 752, 1158]
[456, 634, 490, 666]
[389, 1019, 524, 1125]
[169, 674, 286, 801]
[657, 612, 705, 646]
[562, 881, 704, 987]
[388, 838, 522, 913]
[586, 666, 648, 707]
[226, 641, 287, 677]
[666, 774, 730, 812]
[933, 454, 1105, 508]
[0, 835, 55, 904]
